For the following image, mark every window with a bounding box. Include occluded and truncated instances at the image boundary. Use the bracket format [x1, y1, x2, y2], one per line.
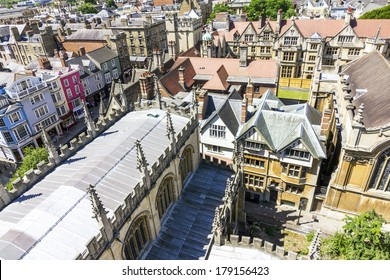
[64, 79, 69, 87]
[105, 72, 112, 84]
[123, 216, 150, 260]
[56, 105, 67, 116]
[244, 34, 254, 42]
[260, 46, 271, 54]
[156, 177, 175, 219]
[283, 52, 294, 61]
[288, 165, 301, 177]
[285, 184, 303, 194]
[369, 151, 390, 192]
[244, 141, 267, 151]
[67, 88, 72, 98]
[3, 131, 13, 143]
[251, 46, 256, 53]
[263, 31, 271, 41]
[34, 105, 49, 119]
[244, 157, 265, 168]
[310, 44, 318, 50]
[72, 76, 77, 83]
[285, 148, 310, 160]
[13, 124, 29, 141]
[348, 48, 360, 56]
[113, 69, 119, 80]
[51, 81, 58, 89]
[9, 111, 22, 124]
[233, 46, 238, 52]
[338, 36, 353, 43]
[308, 55, 316, 61]
[103, 62, 108, 70]
[326, 47, 338, 55]
[34, 115, 58, 132]
[281, 66, 293, 78]
[308, 66, 314, 71]
[282, 163, 307, 178]
[51, 92, 62, 103]
[71, 98, 81, 109]
[75, 85, 80, 94]
[0, 118, 5, 127]
[208, 145, 221, 153]
[30, 93, 44, 105]
[111, 59, 116, 66]
[283, 37, 298, 46]
[244, 173, 265, 189]
[209, 125, 226, 138]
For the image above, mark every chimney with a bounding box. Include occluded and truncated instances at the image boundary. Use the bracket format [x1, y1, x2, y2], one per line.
[168, 40, 177, 60]
[66, 28, 72, 36]
[276, 9, 283, 34]
[79, 46, 86, 56]
[139, 71, 154, 100]
[59, 50, 68, 67]
[258, 15, 265, 29]
[121, 18, 128, 27]
[320, 102, 332, 136]
[178, 66, 185, 88]
[196, 88, 208, 120]
[145, 14, 152, 24]
[345, 7, 352, 25]
[246, 79, 254, 106]
[38, 57, 51, 69]
[241, 94, 248, 124]
[10, 27, 20, 41]
[96, 17, 102, 25]
[153, 48, 164, 72]
[239, 42, 248, 67]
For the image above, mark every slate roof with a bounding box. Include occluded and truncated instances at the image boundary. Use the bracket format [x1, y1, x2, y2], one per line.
[86, 46, 118, 64]
[238, 90, 326, 159]
[0, 109, 190, 260]
[341, 50, 390, 129]
[65, 29, 118, 41]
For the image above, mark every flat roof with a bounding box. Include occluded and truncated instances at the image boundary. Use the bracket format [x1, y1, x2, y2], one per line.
[0, 109, 190, 260]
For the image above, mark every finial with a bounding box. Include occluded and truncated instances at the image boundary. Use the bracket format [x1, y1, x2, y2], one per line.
[118, 80, 128, 111]
[153, 74, 162, 109]
[212, 207, 222, 234]
[98, 93, 106, 122]
[82, 100, 97, 138]
[88, 184, 108, 222]
[40, 124, 60, 165]
[135, 139, 148, 172]
[166, 111, 175, 140]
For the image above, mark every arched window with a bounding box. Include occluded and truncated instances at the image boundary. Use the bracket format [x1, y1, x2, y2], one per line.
[179, 146, 193, 184]
[369, 149, 390, 192]
[123, 215, 150, 260]
[156, 177, 175, 219]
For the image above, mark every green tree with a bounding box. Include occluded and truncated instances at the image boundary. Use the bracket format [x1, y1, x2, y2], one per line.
[78, 3, 98, 14]
[244, 0, 296, 21]
[321, 211, 390, 260]
[6, 147, 49, 190]
[360, 5, 390, 19]
[207, 3, 234, 23]
[105, 0, 117, 9]
[84, 0, 97, 4]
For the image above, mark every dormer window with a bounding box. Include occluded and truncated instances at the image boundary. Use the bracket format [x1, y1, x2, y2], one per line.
[285, 148, 310, 160]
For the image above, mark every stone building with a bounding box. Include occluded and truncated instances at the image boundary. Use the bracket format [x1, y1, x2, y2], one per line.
[0, 93, 200, 259]
[324, 51, 390, 220]
[235, 90, 332, 211]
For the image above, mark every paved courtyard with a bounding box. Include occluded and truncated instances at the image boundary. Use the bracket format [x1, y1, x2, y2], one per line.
[143, 164, 233, 260]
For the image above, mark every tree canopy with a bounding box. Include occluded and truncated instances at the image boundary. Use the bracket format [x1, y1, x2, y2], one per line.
[105, 0, 118, 10]
[207, 3, 234, 23]
[244, 0, 297, 21]
[6, 147, 49, 190]
[78, 3, 98, 14]
[321, 211, 390, 260]
[360, 5, 390, 19]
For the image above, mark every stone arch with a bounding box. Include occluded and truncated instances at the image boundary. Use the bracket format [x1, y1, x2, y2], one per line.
[122, 212, 152, 260]
[155, 173, 177, 220]
[179, 144, 194, 184]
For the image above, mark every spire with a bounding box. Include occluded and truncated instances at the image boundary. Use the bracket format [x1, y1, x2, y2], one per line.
[166, 111, 175, 141]
[98, 93, 106, 123]
[153, 74, 162, 109]
[82, 100, 97, 138]
[87, 184, 113, 240]
[191, 89, 198, 118]
[40, 124, 60, 165]
[212, 206, 222, 234]
[354, 103, 364, 125]
[118, 80, 128, 111]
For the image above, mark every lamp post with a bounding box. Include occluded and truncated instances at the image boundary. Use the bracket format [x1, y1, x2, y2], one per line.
[296, 199, 304, 225]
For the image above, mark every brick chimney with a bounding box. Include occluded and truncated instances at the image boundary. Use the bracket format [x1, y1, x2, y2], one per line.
[196, 88, 208, 120]
[59, 50, 68, 67]
[241, 94, 248, 124]
[79, 46, 86, 56]
[178, 66, 185, 89]
[258, 15, 265, 29]
[38, 57, 51, 69]
[239, 42, 248, 67]
[276, 9, 283, 34]
[153, 49, 164, 73]
[246, 78, 254, 106]
[139, 71, 154, 100]
[345, 7, 352, 25]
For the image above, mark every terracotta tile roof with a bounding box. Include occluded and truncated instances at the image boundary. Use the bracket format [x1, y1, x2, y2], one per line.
[161, 57, 277, 96]
[352, 19, 390, 38]
[341, 50, 390, 129]
[294, 19, 345, 37]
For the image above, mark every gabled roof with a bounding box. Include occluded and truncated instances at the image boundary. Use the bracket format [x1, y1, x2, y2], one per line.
[86, 46, 118, 65]
[341, 50, 390, 128]
[238, 90, 326, 159]
[201, 90, 242, 136]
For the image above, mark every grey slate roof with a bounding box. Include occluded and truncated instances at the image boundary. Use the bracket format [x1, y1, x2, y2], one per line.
[65, 29, 118, 41]
[86, 46, 118, 64]
[238, 90, 326, 159]
[0, 109, 190, 260]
